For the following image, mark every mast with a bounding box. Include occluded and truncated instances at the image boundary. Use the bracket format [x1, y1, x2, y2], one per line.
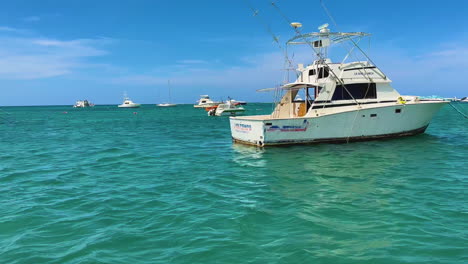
[168, 80, 172, 103]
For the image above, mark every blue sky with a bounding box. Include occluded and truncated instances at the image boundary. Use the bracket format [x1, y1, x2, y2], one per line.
[0, 0, 467, 106]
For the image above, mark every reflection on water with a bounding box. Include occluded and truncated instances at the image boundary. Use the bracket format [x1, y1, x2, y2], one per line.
[231, 144, 266, 168]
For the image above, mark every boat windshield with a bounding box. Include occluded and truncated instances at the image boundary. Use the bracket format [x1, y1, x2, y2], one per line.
[292, 86, 320, 102]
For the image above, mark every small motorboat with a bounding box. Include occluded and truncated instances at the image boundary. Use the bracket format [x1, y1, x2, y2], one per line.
[73, 100, 94, 108]
[208, 99, 245, 116]
[118, 93, 141, 108]
[157, 103, 177, 107]
[194, 95, 221, 108]
[227, 99, 247, 106]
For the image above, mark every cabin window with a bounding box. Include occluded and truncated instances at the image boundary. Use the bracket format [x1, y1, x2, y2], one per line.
[309, 69, 316, 76]
[395, 109, 401, 113]
[370, 114, 377, 117]
[331, 83, 377, 100]
[317, 67, 329, 79]
[313, 40, 322, 48]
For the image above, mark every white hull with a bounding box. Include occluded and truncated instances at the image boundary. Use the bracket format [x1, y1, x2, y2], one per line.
[118, 104, 140, 108]
[230, 101, 447, 146]
[157, 103, 177, 107]
[216, 109, 245, 116]
[194, 103, 219, 108]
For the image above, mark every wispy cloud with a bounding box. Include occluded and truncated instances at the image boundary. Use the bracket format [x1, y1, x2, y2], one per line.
[22, 16, 41, 22]
[0, 26, 17, 32]
[359, 40, 468, 96]
[0, 34, 112, 79]
[112, 51, 287, 87]
[111, 38, 468, 100]
[176, 59, 208, 64]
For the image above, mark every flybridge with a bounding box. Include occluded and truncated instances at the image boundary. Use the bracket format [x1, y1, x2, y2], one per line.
[286, 23, 370, 46]
[284, 23, 376, 73]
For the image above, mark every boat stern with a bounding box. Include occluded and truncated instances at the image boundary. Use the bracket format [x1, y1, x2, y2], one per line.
[229, 116, 268, 146]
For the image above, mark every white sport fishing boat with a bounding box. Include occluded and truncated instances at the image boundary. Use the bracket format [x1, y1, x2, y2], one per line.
[73, 100, 94, 108]
[194, 95, 221, 108]
[230, 23, 447, 146]
[118, 93, 141, 108]
[208, 99, 246, 116]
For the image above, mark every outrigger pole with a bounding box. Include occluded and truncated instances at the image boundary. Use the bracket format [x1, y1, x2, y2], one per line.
[269, 1, 362, 106]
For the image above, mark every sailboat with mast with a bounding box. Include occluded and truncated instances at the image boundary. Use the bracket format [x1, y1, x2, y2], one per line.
[157, 80, 177, 107]
[230, 23, 447, 146]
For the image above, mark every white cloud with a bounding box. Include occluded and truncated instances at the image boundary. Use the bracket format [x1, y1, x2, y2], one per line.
[372, 40, 468, 96]
[113, 51, 287, 87]
[0, 35, 111, 80]
[112, 38, 468, 100]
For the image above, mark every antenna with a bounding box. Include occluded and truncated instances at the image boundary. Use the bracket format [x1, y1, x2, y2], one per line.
[318, 23, 329, 31]
[290, 22, 302, 29]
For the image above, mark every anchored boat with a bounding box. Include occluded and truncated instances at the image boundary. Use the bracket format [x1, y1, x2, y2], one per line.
[230, 24, 447, 146]
[208, 99, 245, 116]
[73, 100, 94, 108]
[227, 99, 247, 106]
[194, 95, 221, 108]
[157, 80, 177, 107]
[118, 93, 141, 108]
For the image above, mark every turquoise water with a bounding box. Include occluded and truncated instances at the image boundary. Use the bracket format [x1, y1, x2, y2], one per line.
[0, 103, 467, 263]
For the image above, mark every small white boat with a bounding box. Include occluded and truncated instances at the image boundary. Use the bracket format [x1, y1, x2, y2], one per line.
[208, 99, 245, 116]
[73, 100, 94, 108]
[157, 80, 177, 107]
[194, 95, 221, 108]
[460, 97, 468, 103]
[157, 103, 177, 107]
[118, 93, 141, 108]
[227, 99, 247, 105]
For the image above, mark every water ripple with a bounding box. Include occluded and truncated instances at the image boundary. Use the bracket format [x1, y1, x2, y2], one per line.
[0, 105, 466, 263]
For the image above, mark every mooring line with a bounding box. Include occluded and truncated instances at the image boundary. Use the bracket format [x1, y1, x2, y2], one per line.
[448, 102, 468, 119]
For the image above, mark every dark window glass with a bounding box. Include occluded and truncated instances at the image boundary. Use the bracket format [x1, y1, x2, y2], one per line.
[313, 40, 322, 47]
[331, 83, 377, 100]
[309, 69, 316, 76]
[395, 109, 401, 113]
[317, 67, 329, 79]
[370, 114, 377, 117]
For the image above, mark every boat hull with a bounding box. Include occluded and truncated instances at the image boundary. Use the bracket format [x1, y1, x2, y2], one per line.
[216, 109, 245, 116]
[194, 103, 219, 108]
[230, 101, 447, 146]
[118, 104, 141, 108]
